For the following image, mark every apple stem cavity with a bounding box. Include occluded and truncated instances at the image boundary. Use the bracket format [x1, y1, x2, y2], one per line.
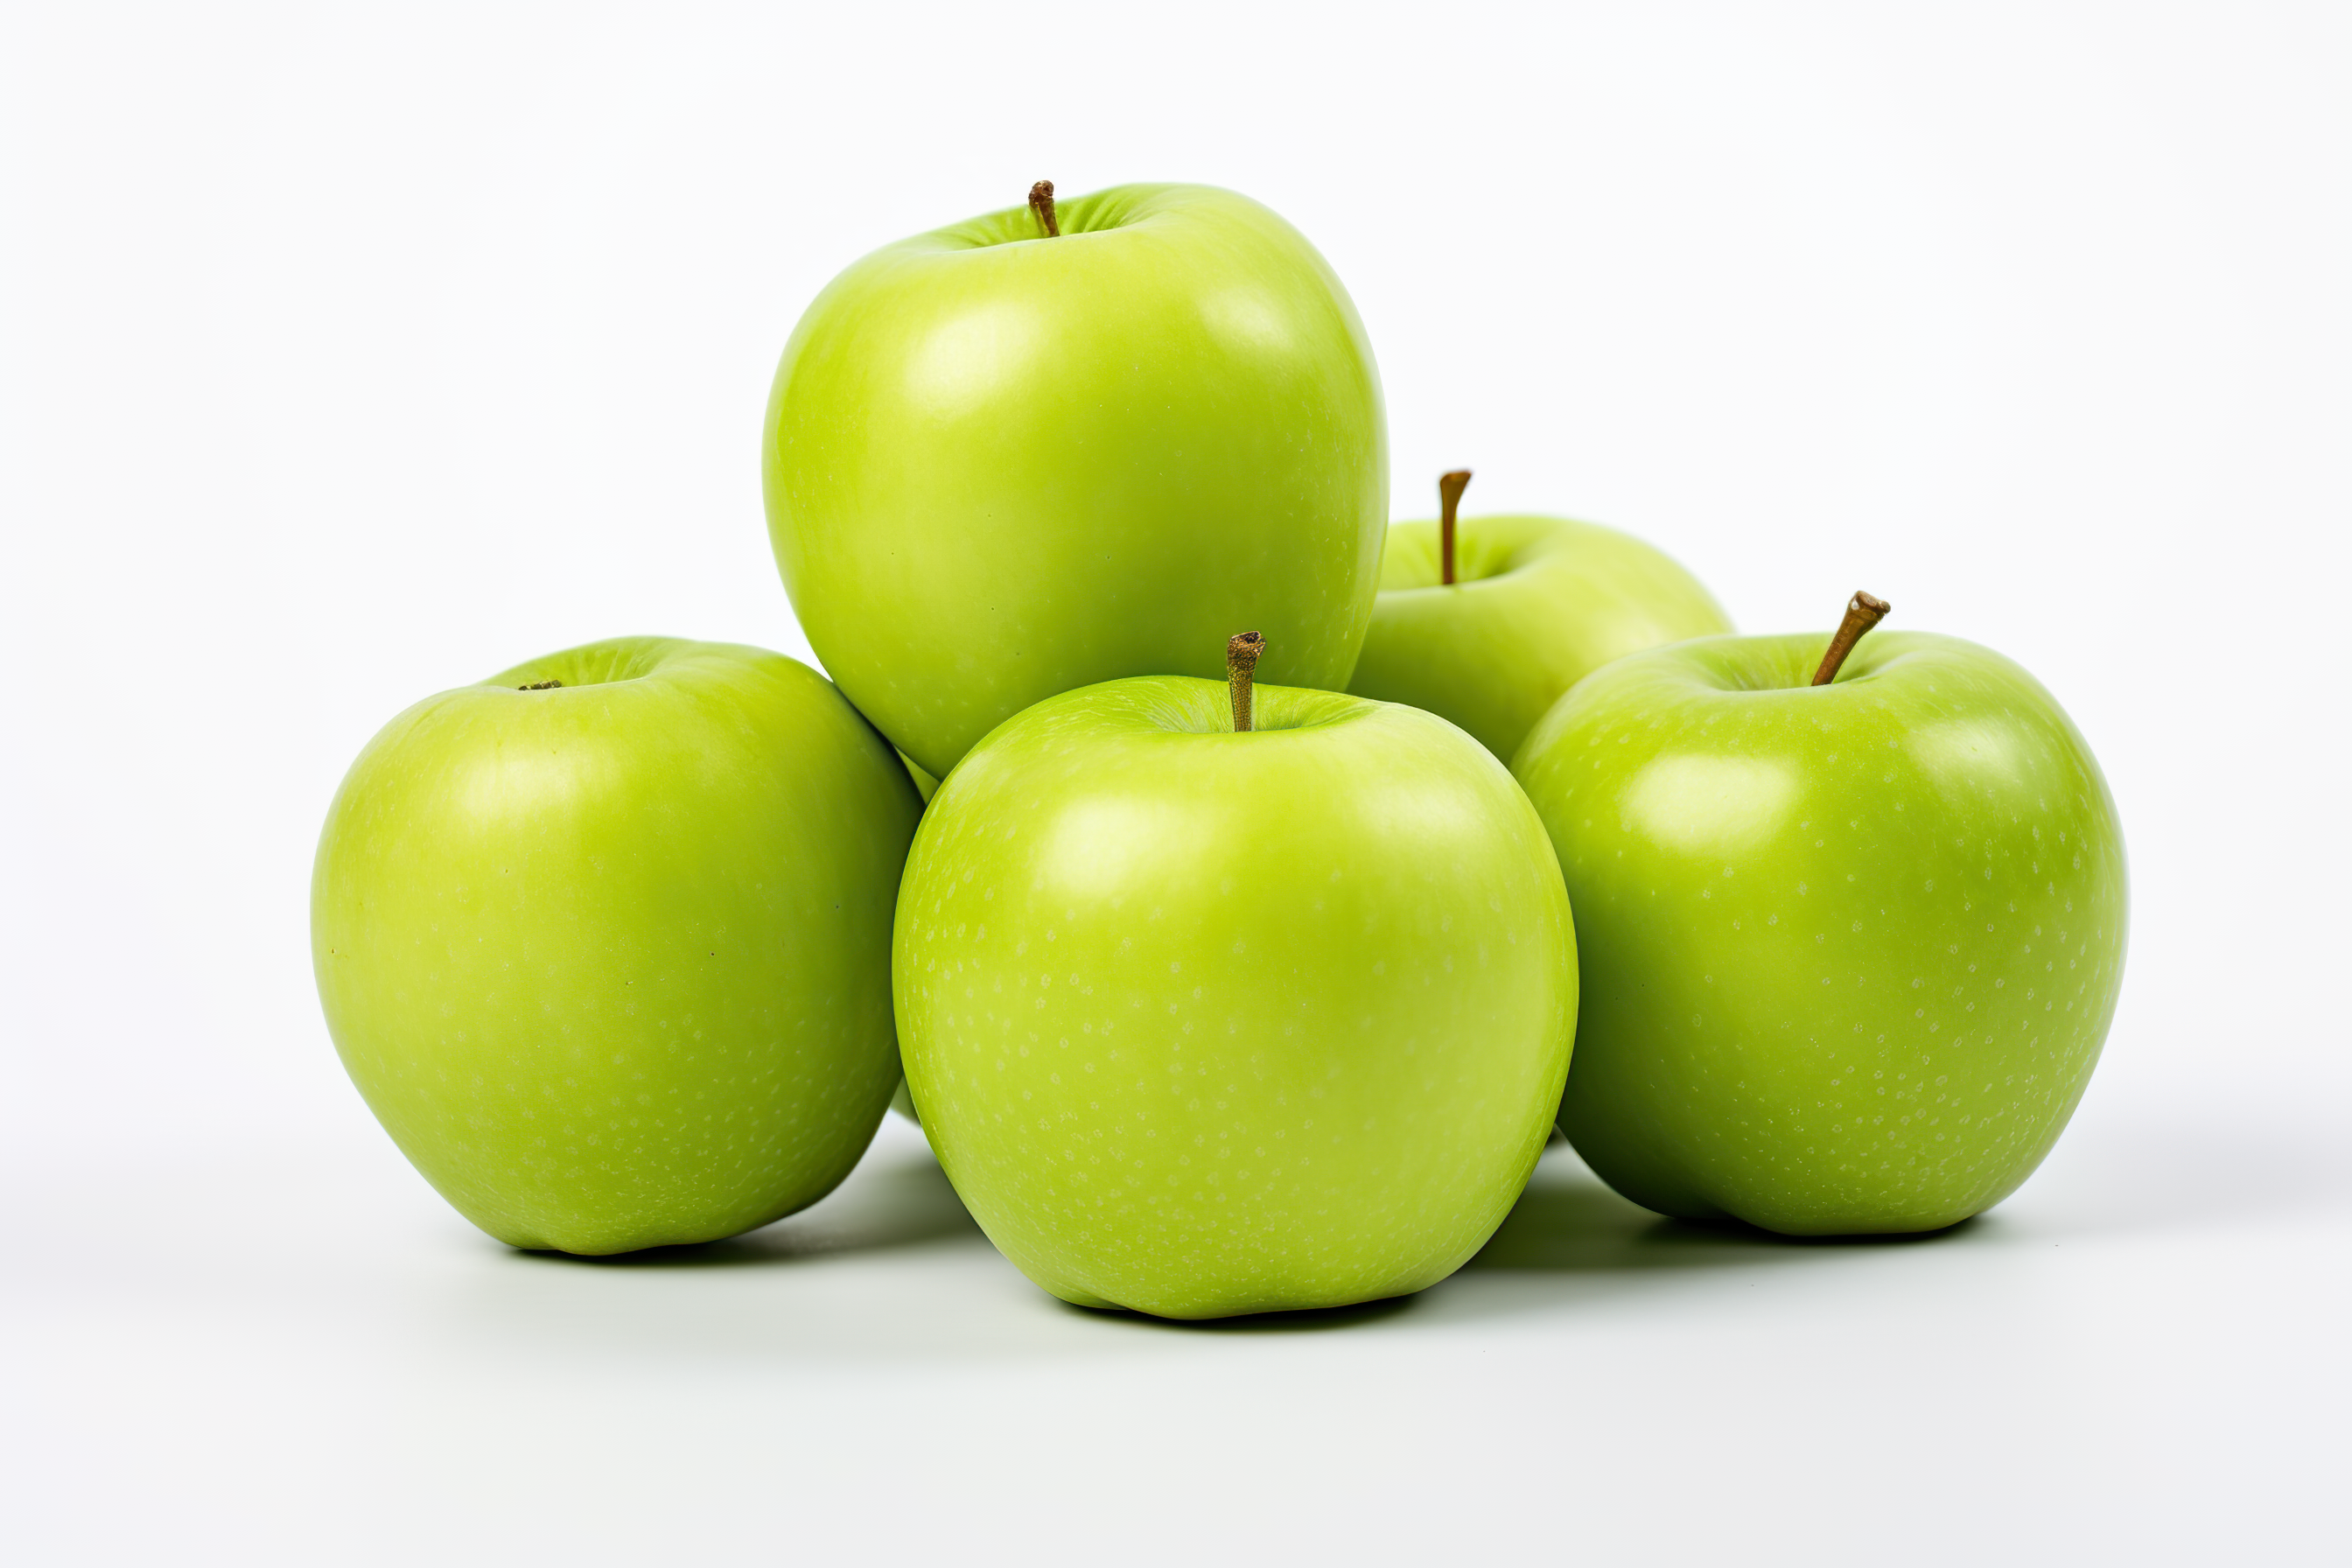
[1438, 469, 1472, 585]
[519, 679, 564, 690]
[1810, 592, 1893, 686]
[1029, 180, 1060, 238]
[1227, 631, 1266, 732]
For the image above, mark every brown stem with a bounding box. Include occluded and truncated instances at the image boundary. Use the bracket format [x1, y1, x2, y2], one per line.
[519, 678, 564, 690]
[1810, 592, 1892, 685]
[1227, 631, 1265, 732]
[1029, 180, 1060, 237]
[1438, 469, 1472, 585]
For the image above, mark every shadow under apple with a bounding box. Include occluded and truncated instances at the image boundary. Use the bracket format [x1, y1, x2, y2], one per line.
[502, 1131, 1983, 1298]
[1466, 1160, 1977, 1274]
[1058, 1292, 1422, 1335]
[513, 1152, 986, 1270]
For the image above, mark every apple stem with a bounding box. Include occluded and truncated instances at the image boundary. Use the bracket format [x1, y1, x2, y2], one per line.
[1029, 180, 1060, 238]
[1810, 592, 1893, 686]
[1438, 469, 1472, 585]
[1227, 631, 1265, 732]
[519, 679, 564, 690]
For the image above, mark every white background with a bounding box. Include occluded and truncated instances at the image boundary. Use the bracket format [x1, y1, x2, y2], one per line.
[4, 4, 2348, 1563]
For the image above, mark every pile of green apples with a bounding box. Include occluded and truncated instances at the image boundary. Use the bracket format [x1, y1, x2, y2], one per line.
[312, 182, 2127, 1320]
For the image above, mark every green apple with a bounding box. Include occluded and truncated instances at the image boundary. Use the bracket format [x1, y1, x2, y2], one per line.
[763, 181, 1388, 779]
[887, 752, 939, 1124]
[312, 637, 921, 1254]
[894, 661, 1577, 1319]
[1512, 603, 2126, 1234]
[899, 752, 940, 804]
[1350, 471, 1732, 762]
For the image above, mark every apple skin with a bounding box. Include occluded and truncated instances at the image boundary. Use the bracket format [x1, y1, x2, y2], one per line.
[1512, 630, 2125, 1235]
[899, 752, 940, 804]
[886, 752, 939, 1124]
[311, 637, 921, 1254]
[894, 676, 1577, 1319]
[763, 183, 1388, 780]
[1350, 513, 1731, 763]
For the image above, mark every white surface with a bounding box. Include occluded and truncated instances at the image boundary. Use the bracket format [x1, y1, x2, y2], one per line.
[3, 4, 2348, 1563]
[11, 1107, 2350, 1564]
